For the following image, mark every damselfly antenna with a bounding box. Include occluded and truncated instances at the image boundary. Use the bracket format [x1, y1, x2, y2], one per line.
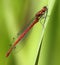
[5, 6, 48, 57]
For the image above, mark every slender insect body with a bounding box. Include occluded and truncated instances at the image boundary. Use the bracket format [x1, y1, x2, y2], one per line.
[6, 6, 48, 57]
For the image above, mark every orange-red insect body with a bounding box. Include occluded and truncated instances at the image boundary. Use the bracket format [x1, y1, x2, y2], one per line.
[6, 6, 48, 57]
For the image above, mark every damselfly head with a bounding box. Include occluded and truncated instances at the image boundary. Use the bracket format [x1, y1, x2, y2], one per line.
[42, 6, 48, 12]
[35, 6, 48, 18]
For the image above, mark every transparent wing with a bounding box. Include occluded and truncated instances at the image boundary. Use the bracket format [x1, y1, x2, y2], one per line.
[9, 16, 36, 54]
[17, 17, 36, 37]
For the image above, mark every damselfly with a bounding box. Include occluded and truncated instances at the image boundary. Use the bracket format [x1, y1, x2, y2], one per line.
[6, 6, 48, 57]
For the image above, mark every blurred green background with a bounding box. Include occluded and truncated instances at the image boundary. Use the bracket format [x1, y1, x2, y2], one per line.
[0, 0, 60, 65]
